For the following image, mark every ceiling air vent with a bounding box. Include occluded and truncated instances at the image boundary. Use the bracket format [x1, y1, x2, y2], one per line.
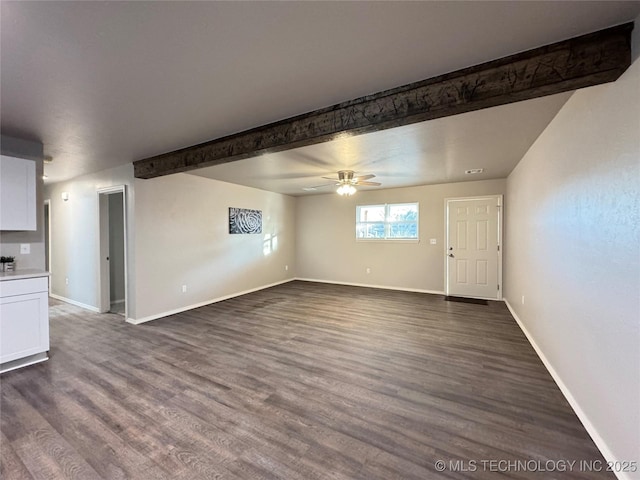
[465, 168, 484, 175]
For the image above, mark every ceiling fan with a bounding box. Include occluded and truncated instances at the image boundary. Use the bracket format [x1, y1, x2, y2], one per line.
[304, 170, 382, 196]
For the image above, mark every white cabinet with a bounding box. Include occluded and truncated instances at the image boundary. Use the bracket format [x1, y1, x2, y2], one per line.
[0, 154, 37, 231]
[0, 275, 49, 371]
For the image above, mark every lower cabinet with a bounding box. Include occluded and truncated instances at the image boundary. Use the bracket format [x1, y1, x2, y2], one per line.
[0, 276, 50, 370]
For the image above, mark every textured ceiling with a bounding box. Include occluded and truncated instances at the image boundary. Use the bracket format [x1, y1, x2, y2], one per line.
[190, 92, 573, 195]
[1, 1, 638, 186]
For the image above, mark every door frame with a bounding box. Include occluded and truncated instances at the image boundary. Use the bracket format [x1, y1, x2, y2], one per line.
[97, 185, 128, 318]
[444, 195, 503, 300]
[44, 199, 52, 294]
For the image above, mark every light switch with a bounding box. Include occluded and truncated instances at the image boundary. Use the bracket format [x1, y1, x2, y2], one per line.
[430, 238, 437, 245]
[20, 243, 30, 254]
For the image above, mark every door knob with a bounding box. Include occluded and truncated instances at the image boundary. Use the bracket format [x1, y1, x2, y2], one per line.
[448, 253, 454, 258]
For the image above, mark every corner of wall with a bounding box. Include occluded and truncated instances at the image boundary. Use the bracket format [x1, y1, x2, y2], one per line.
[44, 163, 136, 316]
[503, 42, 640, 474]
[631, 14, 640, 62]
[132, 174, 297, 321]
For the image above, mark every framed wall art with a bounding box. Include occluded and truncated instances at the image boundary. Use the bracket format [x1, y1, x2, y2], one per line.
[229, 207, 262, 234]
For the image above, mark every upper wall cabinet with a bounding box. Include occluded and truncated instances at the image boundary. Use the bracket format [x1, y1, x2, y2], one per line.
[0, 155, 37, 231]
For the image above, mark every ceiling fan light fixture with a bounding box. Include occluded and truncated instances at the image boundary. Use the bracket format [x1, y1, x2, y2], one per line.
[337, 184, 356, 196]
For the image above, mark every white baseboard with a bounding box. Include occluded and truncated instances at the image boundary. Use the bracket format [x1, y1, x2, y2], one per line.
[111, 299, 125, 305]
[295, 277, 445, 296]
[126, 278, 296, 325]
[504, 299, 628, 480]
[1, 352, 48, 374]
[49, 293, 100, 312]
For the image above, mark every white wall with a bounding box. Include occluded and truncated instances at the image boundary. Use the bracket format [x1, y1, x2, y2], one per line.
[133, 173, 296, 321]
[504, 24, 640, 474]
[296, 179, 505, 292]
[0, 135, 45, 270]
[44, 164, 136, 315]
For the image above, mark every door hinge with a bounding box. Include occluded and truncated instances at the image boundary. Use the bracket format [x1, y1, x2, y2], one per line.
[497, 245, 500, 251]
[497, 284, 500, 290]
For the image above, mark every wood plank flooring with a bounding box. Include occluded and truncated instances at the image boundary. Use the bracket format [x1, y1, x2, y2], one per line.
[1, 281, 612, 479]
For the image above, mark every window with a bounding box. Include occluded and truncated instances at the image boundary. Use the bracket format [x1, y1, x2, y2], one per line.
[356, 203, 419, 240]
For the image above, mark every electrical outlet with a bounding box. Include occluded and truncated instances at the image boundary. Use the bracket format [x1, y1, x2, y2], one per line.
[65, 277, 69, 285]
[366, 267, 371, 274]
[20, 243, 30, 254]
[521, 296, 525, 305]
[285, 265, 289, 271]
[430, 238, 437, 245]
[182, 285, 187, 293]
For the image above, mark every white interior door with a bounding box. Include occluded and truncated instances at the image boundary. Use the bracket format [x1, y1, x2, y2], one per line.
[446, 196, 502, 300]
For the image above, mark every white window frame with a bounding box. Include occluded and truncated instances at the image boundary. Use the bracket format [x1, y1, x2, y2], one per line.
[355, 202, 419, 242]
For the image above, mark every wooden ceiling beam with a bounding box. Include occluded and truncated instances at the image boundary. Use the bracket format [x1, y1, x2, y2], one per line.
[134, 23, 633, 179]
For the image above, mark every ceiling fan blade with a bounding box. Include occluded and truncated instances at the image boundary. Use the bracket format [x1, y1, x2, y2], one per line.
[355, 181, 382, 186]
[355, 174, 375, 181]
[308, 182, 336, 189]
[321, 176, 340, 181]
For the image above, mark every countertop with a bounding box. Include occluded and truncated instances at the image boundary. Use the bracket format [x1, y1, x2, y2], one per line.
[0, 269, 50, 281]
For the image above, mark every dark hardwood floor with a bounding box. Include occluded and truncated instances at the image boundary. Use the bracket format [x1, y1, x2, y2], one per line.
[1, 281, 612, 479]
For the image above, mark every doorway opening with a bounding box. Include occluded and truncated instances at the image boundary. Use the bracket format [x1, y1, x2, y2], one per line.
[445, 195, 503, 300]
[98, 186, 128, 318]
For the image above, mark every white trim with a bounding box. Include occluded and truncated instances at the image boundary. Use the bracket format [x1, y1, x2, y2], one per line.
[110, 299, 125, 305]
[125, 278, 445, 325]
[44, 199, 52, 292]
[504, 299, 628, 480]
[126, 278, 296, 325]
[50, 293, 100, 312]
[444, 194, 503, 202]
[96, 185, 127, 195]
[355, 239, 420, 244]
[1, 352, 48, 374]
[295, 277, 445, 295]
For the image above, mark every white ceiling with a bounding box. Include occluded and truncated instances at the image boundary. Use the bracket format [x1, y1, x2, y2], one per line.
[1, 1, 639, 187]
